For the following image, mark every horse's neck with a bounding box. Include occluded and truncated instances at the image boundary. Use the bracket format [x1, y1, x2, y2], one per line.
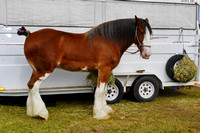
[118, 42, 133, 56]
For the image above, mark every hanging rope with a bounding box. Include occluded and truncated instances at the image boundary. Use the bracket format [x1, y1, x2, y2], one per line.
[179, 27, 186, 54]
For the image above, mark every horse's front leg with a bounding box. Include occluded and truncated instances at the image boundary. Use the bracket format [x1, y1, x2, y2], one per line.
[93, 67, 113, 119]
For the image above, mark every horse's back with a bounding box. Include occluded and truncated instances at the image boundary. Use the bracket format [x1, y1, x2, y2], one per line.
[25, 29, 61, 47]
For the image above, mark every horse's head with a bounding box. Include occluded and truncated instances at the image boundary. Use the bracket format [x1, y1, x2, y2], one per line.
[135, 16, 152, 59]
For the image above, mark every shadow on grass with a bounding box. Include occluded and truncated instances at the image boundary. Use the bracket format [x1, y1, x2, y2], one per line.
[0, 87, 190, 107]
[0, 93, 94, 107]
[158, 87, 187, 98]
[0, 96, 27, 107]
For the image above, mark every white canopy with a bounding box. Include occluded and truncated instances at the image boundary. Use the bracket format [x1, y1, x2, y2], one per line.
[0, 0, 197, 29]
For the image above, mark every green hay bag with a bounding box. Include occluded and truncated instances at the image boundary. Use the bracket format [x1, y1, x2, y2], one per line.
[86, 71, 115, 87]
[174, 55, 197, 83]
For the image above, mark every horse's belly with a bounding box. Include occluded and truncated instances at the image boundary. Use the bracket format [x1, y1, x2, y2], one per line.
[58, 61, 97, 72]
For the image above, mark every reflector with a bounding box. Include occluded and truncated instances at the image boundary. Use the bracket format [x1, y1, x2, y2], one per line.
[0, 87, 5, 91]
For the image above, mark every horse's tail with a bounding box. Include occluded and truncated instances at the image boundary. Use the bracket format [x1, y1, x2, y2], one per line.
[17, 26, 31, 37]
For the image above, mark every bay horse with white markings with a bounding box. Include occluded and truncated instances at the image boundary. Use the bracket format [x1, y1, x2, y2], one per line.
[17, 16, 152, 120]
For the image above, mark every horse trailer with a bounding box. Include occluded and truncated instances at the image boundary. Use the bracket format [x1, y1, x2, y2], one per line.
[0, 0, 199, 104]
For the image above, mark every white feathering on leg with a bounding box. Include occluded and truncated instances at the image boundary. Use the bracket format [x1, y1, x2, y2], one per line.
[93, 82, 112, 119]
[27, 73, 50, 120]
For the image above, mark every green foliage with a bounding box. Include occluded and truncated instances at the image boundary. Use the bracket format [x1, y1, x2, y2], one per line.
[174, 56, 197, 82]
[86, 71, 115, 87]
[0, 87, 200, 132]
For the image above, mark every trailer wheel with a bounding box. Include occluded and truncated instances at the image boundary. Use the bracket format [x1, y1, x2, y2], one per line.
[106, 78, 124, 104]
[132, 76, 159, 102]
[166, 54, 184, 81]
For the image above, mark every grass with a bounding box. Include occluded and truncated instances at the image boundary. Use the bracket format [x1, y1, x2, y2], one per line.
[0, 87, 200, 132]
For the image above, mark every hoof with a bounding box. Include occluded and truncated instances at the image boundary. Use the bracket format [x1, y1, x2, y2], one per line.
[93, 111, 110, 120]
[38, 111, 49, 120]
[100, 115, 110, 120]
[105, 106, 113, 114]
[94, 114, 110, 120]
[27, 110, 49, 120]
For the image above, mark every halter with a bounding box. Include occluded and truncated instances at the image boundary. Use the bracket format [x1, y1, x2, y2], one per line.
[126, 26, 151, 54]
[135, 26, 151, 49]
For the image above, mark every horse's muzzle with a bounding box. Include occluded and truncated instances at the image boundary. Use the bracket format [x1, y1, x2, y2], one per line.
[142, 55, 150, 59]
[141, 47, 151, 59]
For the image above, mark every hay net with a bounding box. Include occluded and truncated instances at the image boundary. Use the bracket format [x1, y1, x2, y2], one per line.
[174, 55, 197, 83]
[86, 71, 115, 87]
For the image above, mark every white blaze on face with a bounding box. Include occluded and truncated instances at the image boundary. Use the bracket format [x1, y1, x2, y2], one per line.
[141, 27, 151, 59]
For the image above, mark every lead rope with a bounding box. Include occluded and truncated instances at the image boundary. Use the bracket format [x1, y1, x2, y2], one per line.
[125, 27, 140, 54]
[125, 49, 140, 54]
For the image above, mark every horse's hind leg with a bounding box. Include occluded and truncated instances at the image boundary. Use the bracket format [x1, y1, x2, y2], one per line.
[26, 71, 51, 120]
[93, 67, 113, 119]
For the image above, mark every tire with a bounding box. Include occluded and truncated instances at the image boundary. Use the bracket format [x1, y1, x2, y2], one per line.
[132, 76, 159, 102]
[165, 54, 184, 81]
[106, 78, 124, 104]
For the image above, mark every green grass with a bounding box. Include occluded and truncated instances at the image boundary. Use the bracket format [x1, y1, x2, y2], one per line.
[0, 87, 200, 132]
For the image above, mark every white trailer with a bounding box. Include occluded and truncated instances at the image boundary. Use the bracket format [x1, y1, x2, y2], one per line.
[0, 0, 199, 104]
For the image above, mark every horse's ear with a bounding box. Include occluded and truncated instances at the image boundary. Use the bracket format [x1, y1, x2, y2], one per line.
[135, 15, 142, 25]
[145, 18, 149, 22]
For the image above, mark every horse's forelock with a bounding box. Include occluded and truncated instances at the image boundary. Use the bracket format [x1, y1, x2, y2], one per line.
[142, 19, 152, 35]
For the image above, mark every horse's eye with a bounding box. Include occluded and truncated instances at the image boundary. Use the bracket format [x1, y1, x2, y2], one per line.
[139, 31, 144, 35]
